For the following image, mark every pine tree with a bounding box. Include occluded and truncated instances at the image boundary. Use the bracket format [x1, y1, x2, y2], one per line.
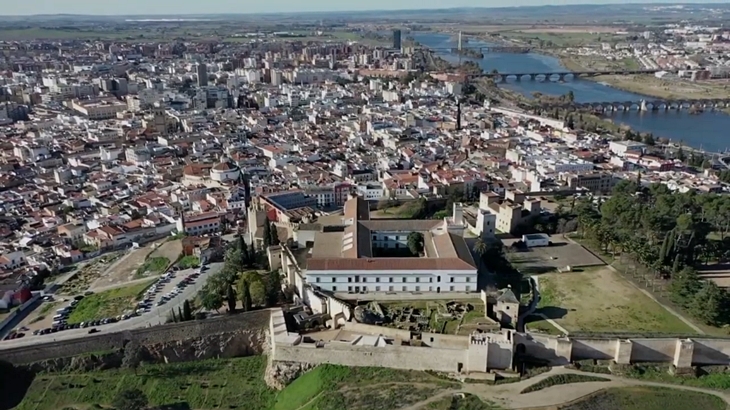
[659, 236, 669, 265]
[171, 309, 178, 323]
[672, 253, 681, 274]
[226, 285, 237, 313]
[241, 280, 252, 312]
[178, 306, 184, 322]
[263, 217, 272, 247]
[182, 299, 193, 321]
[270, 223, 280, 246]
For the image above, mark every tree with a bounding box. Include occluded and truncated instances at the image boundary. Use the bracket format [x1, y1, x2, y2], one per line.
[240, 279, 252, 312]
[407, 232, 425, 256]
[121, 341, 143, 375]
[199, 283, 224, 312]
[472, 237, 488, 272]
[269, 223, 280, 246]
[265, 270, 282, 307]
[642, 133, 655, 146]
[170, 308, 178, 323]
[237, 234, 250, 266]
[113, 388, 148, 410]
[225, 284, 237, 313]
[183, 299, 193, 321]
[263, 216, 272, 247]
[178, 306, 184, 322]
[565, 90, 575, 103]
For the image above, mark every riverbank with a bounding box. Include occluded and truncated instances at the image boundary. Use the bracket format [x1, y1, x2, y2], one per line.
[558, 55, 730, 102]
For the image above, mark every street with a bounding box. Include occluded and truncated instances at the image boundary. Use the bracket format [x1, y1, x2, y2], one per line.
[0, 262, 224, 350]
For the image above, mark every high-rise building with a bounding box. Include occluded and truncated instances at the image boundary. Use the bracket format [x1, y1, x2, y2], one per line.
[197, 63, 208, 87]
[392, 29, 402, 50]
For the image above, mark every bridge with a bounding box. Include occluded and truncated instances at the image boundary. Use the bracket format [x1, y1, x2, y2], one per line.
[466, 69, 664, 82]
[549, 98, 730, 112]
[420, 45, 535, 54]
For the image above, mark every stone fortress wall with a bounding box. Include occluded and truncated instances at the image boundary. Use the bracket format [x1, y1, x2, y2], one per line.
[6, 306, 730, 374]
[270, 306, 730, 373]
[2, 309, 270, 365]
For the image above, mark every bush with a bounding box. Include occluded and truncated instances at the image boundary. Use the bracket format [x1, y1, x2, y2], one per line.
[520, 374, 609, 394]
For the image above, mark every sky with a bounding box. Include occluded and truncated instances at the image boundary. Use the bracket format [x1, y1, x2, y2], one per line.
[2, 0, 727, 16]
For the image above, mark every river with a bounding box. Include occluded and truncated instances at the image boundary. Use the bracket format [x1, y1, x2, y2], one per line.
[412, 32, 730, 153]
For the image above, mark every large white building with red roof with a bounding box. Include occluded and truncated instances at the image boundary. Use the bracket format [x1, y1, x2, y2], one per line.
[303, 196, 477, 294]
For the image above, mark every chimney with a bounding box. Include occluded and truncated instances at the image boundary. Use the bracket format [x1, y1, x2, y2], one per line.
[456, 99, 462, 131]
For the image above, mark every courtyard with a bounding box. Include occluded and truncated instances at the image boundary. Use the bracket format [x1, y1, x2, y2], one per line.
[526, 267, 697, 335]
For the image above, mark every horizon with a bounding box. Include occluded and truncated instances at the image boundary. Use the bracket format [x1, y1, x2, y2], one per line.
[1, 0, 728, 16]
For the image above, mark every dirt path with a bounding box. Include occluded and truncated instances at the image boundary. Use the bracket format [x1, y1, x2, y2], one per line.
[404, 367, 730, 410]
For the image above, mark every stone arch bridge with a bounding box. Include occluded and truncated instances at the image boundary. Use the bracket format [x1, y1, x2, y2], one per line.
[562, 99, 730, 112]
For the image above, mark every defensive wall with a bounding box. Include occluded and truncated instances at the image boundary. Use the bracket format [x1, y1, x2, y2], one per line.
[271, 308, 730, 374]
[2, 309, 270, 365]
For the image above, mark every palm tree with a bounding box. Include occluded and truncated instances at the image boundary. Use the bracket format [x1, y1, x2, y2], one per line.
[473, 237, 488, 272]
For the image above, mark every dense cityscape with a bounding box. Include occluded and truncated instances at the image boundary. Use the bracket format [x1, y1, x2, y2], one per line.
[1, 3, 730, 410]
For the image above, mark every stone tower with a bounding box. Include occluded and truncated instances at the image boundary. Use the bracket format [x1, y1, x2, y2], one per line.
[496, 287, 520, 329]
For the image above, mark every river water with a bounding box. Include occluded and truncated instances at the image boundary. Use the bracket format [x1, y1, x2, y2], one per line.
[412, 32, 730, 152]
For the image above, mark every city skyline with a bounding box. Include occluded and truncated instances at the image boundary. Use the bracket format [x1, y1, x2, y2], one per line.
[1, 0, 728, 16]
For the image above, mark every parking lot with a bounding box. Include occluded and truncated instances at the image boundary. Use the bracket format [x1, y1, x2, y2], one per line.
[504, 235, 605, 275]
[6, 264, 216, 341]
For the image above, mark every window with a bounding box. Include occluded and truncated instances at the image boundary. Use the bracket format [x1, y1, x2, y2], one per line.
[429, 287, 433, 292]
[415, 286, 420, 291]
[316, 277, 320, 283]
[402, 286, 407, 291]
[389, 286, 394, 291]
[362, 277, 367, 283]
[376, 286, 380, 291]
[348, 277, 352, 283]
[389, 277, 394, 283]
[429, 277, 433, 283]
[466, 286, 471, 292]
[363, 287, 368, 292]
[450, 286, 454, 291]
[416, 278, 420, 283]
[332, 278, 336, 283]
[373, 235, 377, 240]
[376, 277, 380, 283]
[450, 277, 454, 283]
[402, 277, 406, 283]
[333, 286, 337, 291]
[466, 277, 471, 283]
[348, 286, 353, 292]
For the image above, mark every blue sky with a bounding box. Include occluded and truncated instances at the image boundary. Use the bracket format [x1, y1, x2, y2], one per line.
[2, 0, 727, 15]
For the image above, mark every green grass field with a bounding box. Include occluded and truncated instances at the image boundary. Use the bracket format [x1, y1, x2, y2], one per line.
[535, 268, 696, 334]
[15, 357, 274, 410]
[66, 280, 154, 324]
[177, 255, 200, 269]
[563, 386, 726, 410]
[15, 357, 460, 410]
[136, 256, 169, 277]
[273, 364, 458, 410]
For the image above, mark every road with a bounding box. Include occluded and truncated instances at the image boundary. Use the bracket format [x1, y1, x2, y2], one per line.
[0, 262, 223, 350]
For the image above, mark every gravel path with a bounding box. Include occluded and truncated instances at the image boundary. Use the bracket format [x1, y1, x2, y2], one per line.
[403, 366, 730, 410]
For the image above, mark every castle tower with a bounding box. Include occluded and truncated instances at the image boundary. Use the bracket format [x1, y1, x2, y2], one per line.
[496, 287, 520, 329]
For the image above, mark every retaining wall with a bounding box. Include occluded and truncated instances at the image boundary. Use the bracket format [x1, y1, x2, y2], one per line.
[2, 310, 270, 365]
